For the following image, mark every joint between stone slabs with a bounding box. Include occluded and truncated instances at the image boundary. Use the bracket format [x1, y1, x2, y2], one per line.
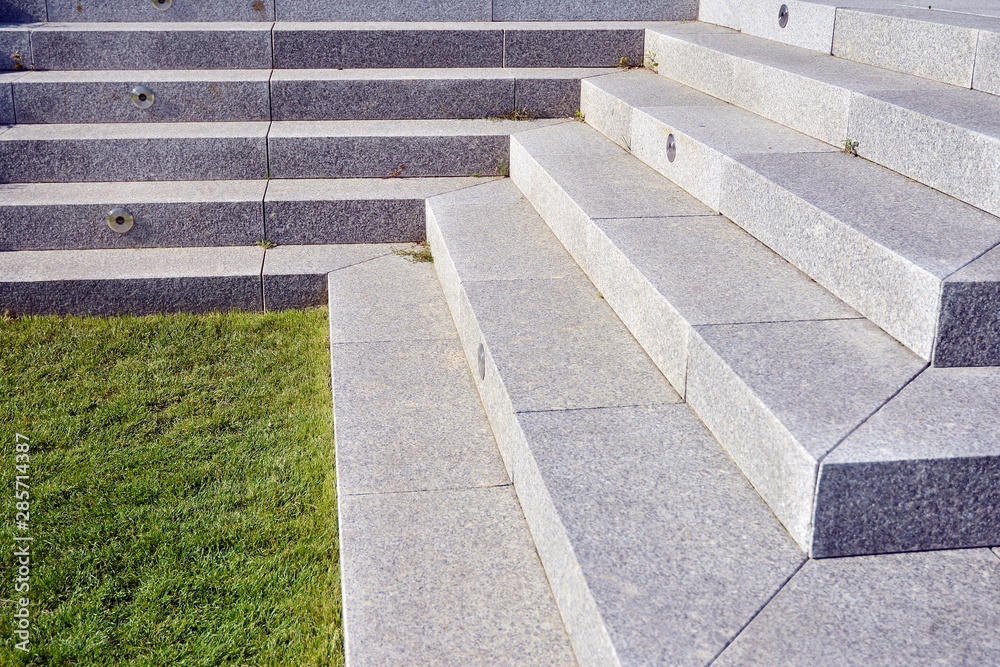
[328, 335, 460, 348]
[340, 481, 513, 498]
[707, 556, 808, 665]
[971, 29, 982, 91]
[258, 248, 267, 312]
[694, 315, 867, 329]
[512, 400, 679, 417]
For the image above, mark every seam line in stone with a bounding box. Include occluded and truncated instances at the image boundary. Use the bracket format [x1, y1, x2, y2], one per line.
[343, 482, 511, 498]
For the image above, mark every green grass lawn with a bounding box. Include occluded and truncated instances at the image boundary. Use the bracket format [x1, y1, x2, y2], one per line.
[0, 309, 341, 666]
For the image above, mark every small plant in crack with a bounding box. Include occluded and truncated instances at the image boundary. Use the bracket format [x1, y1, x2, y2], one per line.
[385, 164, 407, 179]
[574, 109, 586, 123]
[490, 109, 536, 121]
[9, 49, 24, 70]
[842, 138, 860, 157]
[256, 238, 277, 250]
[496, 159, 510, 178]
[643, 50, 659, 72]
[393, 241, 433, 263]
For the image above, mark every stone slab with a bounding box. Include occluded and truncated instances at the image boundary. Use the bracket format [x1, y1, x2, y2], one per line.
[0, 71, 21, 124]
[936, 244, 1000, 366]
[814, 368, 1000, 555]
[12, 70, 272, 123]
[260, 243, 391, 310]
[0, 0, 44, 22]
[974, 29, 1000, 94]
[518, 404, 804, 666]
[47, 0, 275, 21]
[327, 251, 459, 344]
[503, 27, 644, 67]
[492, 0, 696, 21]
[29, 23, 273, 70]
[272, 23, 503, 69]
[339, 487, 574, 666]
[0, 121, 269, 182]
[715, 549, 1000, 666]
[848, 87, 1000, 217]
[686, 319, 926, 550]
[833, 7, 984, 86]
[0, 246, 264, 315]
[711, 0, 839, 53]
[0, 26, 31, 71]
[332, 339, 509, 495]
[721, 151, 1000, 360]
[264, 177, 485, 245]
[268, 119, 554, 179]
[0, 180, 266, 250]
[276, 0, 491, 21]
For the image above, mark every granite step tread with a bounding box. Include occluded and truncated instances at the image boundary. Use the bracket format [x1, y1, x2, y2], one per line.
[0, 119, 563, 181]
[0, 177, 492, 250]
[645, 22, 1000, 218]
[508, 120, 1000, 558]
[697, 0, 1000, 94]
[426, 176, 806, 666]
[5, 67, 615, 123]
[580, 68, 1000, 366]
[326, 247, 576, 665]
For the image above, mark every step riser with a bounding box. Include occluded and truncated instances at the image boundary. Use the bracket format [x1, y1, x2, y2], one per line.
[646, 28, 1000, 218]
[0, 136, 268, 182]
[581, 76, 1000, 366]
[46, 0, 276, 22]
[265, 200, 426, 245]
[268, 135, 510, 179]
[10, 78, 272, 124]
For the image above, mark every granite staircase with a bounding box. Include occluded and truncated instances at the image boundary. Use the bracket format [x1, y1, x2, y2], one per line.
[1, 0, 998, 665]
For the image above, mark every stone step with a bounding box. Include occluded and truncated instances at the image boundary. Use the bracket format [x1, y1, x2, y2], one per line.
[46, 0, 276, 22]
[645, 22, 1000, 218]
[698, 0, 1000, 94]
[7, 22, 661, 71]
[507, 120, 1000, 557]
[0, 119, 560, 181]
[270, 68, 614, 121]
[0, 177, 489, 250]
[580, 69, 1000, 366]
[0, 242, 433, 315]
[325, 247, 576, 665]
[425, 176, 806, 664]
[5, 68, 610, 124]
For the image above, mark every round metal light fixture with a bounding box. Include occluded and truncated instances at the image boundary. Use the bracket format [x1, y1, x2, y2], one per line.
[107, 208, 134, 234]
[778, 4, 789, 28]
[150, 0, 172, 10]
[666, 133, 677, 163]
[477, 343, 486, 381]
[130, 85, 155, 110]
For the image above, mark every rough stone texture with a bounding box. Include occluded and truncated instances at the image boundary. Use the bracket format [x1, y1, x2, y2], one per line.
[12, 70, 271, 123]
[735, 0, 838, 53]
[715, 549, 1000, 666]
[47, 0, 275, 21]
[0, 27, 31, 71]
[513, 76, 580, 118]
[327, 251, 460, 344]
[332, 339, 510, 494]
[686, 319, 926, 551]
[464, 277, 676, 413]
[276, 0, 490, 21]
[720, 151, 1000, 360]
[265, 177, 484, 245]
[29, 23, 273, 70]
[261, 243, 391, 310]
[975, 29, 1000, 94]
[518, 404, 804, 666]
[272, 24, 503, 69]
[0, 0, 44, 22]
[0, 72, 21, 125]
[817, 375, 1000, 555]
[339, 487, 575, 666]
[271, 69, 512, 121]
[0, 180, 266, 250]
[833, 7, 990, 87]
[503, 27, 644, 67]
[493, 0, 696, 21]
[0, 122, 269, 182]
[848, 88, 1000, 217]
[267, 119, 550, 179]
[936, 257, 1000, 368]
[0, 246, 263, 315]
